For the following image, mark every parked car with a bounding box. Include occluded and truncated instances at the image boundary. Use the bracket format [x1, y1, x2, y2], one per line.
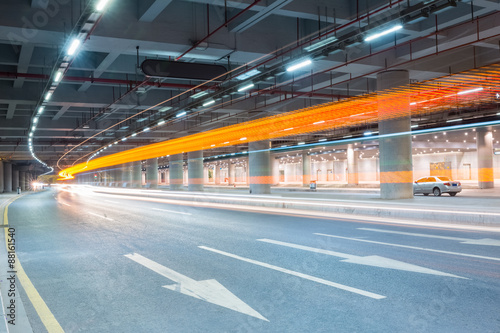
[413, 176, 462, 196]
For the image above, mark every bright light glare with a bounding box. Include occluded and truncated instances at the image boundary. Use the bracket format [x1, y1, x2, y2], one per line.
[237, 83, 255, 92]
[96, 0, 110, 11]
[286, 59, 312, 72]
[365, 25, 403, 42]
[158, 120, 166, 125]
[54, 71, 63, 82]
[203, 100, 216, 107]
[176, 111, 187, 118]
[38, 106, 44, 114]
[446, 118, 462, 123]
[45, 92, 52, 101]
[67, 39, 81, 56]
[34, 117, 39, 123]
[457, 87, 483, 95]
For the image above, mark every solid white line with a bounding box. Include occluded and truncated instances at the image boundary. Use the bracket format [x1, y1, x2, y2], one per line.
[314, 233, 500, 262]
[88, 212, 114, 221]
[358, 228, 471, 241]
[199, 246, 386, 299]
[152, 208, 192, 215]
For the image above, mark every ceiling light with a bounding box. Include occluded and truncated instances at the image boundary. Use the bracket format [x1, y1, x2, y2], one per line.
[54, 71, 63, 82]
[318, 138, 327, 142]
[158, 106, 172, 112]
[457, 87, 483, 95]
[411, 124, 418, 128]
[343, 135, 352, 138]
[364, 131, 373, 136]
[29, 132, 33, 137]
[37, 106, 44, 114]
[143, 128, 150, 132]
[365, 25, 403, 42]
[96, 0, 110, 11]
[203, 99, 216, 107]
[31, 125, 36, 131]
[446, 118, 462, 123]
[298, 142, 306, 145]
[131, 133, 137, 137]
[237, 83, 254, 92]
[304, 36, 338, 52]
[191, 91, 209, 99]
[158, 120, 165, 125]
[176, 111, 187, 118]
[121, 137, 127, 141]
[67, 38, 81, 56]
[34, 117, 39, 123]
[45, 92, 52, 100]
[235, 69, 261, 81]
[286, 59, 312, 72]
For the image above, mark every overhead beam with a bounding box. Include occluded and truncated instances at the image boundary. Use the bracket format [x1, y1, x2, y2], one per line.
[13, 44, 35, 89]
[52, 106, 70, 121]
[78, 52, 121, 92]
[6, 104, 16, 119]
[138, 0, 173, 22]
[230, 0, 294, 33]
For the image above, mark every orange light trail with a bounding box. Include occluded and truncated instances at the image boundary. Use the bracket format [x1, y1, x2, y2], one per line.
[59, 63, 500, 180]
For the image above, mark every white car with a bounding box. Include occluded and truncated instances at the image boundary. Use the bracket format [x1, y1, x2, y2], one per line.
[413, 176, 462, 196]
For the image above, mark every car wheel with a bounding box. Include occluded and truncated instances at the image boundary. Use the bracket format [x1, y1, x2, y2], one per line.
[433, 187, 441, 196]
[449, 192, 457, 196]
[423, 193, 429, 196]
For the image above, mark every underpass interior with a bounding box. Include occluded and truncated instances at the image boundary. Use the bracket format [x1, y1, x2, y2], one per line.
[0, 0, 499, 332]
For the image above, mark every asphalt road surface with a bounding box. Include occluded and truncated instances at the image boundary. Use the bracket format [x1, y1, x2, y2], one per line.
[3, 187, 500, 332]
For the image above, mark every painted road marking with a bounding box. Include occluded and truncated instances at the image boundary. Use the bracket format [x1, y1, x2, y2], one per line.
[88, 212, 114, 221]
[314, 233, 500, 262]
[3, 197, 64, 332]
[358, 228, 500, 246]
[199, 246, 386, 300]
[124, 253, 267, 321]
[152, 208, 192, 215]
[257, 239, 466, 279]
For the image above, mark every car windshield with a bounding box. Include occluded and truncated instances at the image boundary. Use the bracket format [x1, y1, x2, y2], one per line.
[437, 176, 451, 181]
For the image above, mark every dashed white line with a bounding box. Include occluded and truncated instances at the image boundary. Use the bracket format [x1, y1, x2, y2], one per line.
[152, 208, 192, 216]
[314, 233, 500, 262]
[88, 212, 114, 221]
[199, 246, 386, 299]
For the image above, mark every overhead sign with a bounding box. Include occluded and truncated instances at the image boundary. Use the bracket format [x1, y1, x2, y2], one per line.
[141, 59, 228, 81]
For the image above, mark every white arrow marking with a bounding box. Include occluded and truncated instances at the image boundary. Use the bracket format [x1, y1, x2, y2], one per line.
[358, 228, 500, 246]
[314, 233, 500, 262]
[199, 246, 386, 299]
[124, 253, 268, 321]
[257, 239, 466, 279]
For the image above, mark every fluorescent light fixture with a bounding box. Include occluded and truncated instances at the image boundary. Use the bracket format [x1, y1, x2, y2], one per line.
[96, 0, 110, 11]
[318, 138, 327, 142]
[313, 120, 325, 125]
[34, 117, 39, 123]
[286, 59, 312, 72]
[298, 142, 306, 145]
[304, 36, 338, 52]
[143, 127, 150, 132]
[158, 120, 166, 125]
[45, 92, 52, 101]
[365, 25, 403, 42]
[108, 144, 112, 147]
[457, 87, 483, 95]
[67, 38, 81, 56]
[364, 131, 373, 136]
[203, 99, 216, 107]
[31, 125, 36, 131]
[497, 112, 500, 115]
[343, 135, 353, 138]
[29, 132, 33, 137]
[131, 133, 137, 137]
[237, 83, 254, 92]
[235, 69, 261, 81]
[158, 106, 172, 112]
[121, 137, 127, 141]
[405, 14, 429, 25]
[54, 71, 63, 82]
[191, 91, 209, 99]
[38, 106, 44, 114]
[240, 137, 247, 141]
[446, 118, 462, 123]
[176, 111, 187, 118]
[411, 124, 419, 128]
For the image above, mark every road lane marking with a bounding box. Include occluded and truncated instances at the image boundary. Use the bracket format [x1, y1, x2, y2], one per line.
[358, 228, 500, 246]
[314, 233, 500, 262]
[152, 208, 192, 215]
[125, 253, 267, 321]
[88, 212, 114, 221]
[257, 239, 466, 279]
[199, 246, 386, 300]
[3, 197, 64, 333]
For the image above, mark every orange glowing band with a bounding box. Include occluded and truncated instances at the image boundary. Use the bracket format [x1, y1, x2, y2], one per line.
[59, 63, 500, 179]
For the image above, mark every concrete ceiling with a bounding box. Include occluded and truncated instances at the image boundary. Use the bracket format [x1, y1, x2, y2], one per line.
[0, 0, 499, 171]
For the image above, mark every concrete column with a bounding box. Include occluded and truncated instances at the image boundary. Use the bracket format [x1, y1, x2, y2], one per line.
[12, 169, 19, 192]
[0, 161, 4, 193]
[146, 158, 158, 189]
[131, 162, 143, 188]
[169, 154, 184, 190]
[20, 171, 26, 191]
[272, 156, 280, 185]
[347, 144, 359, 185]
[377, 70, 413, 199]
[228, 163, 236, 185]
[188, 151, 204, 191]
[214, 165, 221, 185]
[249, 140, 271, 194]
[302, 152, 311, 186]
[3, 162, 12, 192]
[477, 127, 494, 189]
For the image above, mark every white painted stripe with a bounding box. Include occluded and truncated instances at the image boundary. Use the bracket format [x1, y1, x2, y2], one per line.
[152, 208, 192, 215]
[199, 246, 386, 299]
[88, 212, 114, 221]
[314, 233, 500, 262]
